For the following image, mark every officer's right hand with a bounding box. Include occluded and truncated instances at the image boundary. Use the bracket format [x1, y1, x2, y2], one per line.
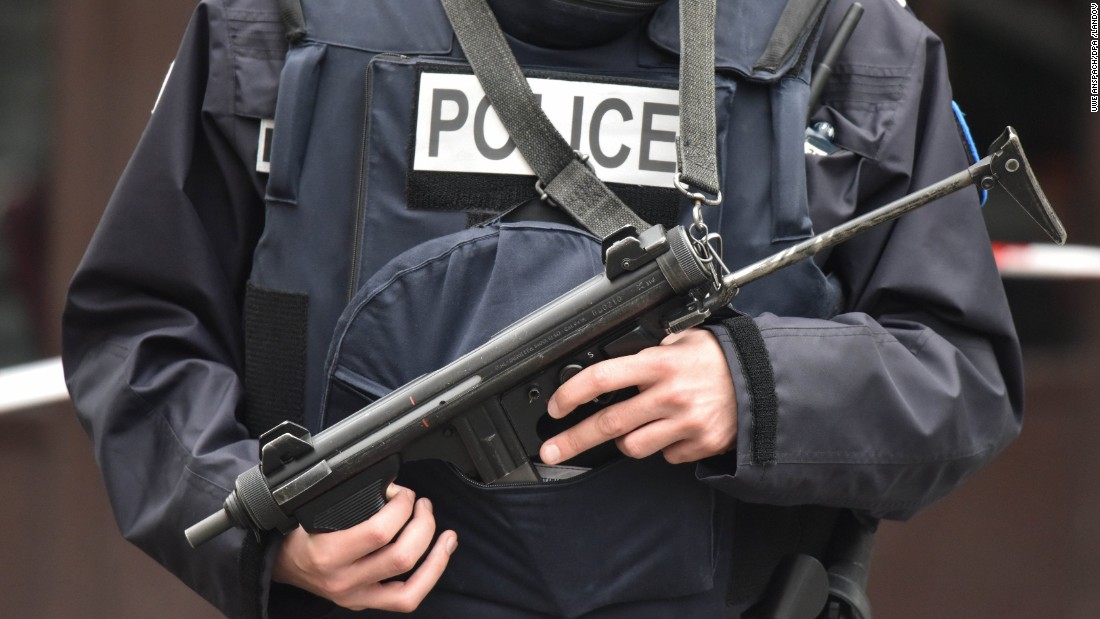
[272, 484, 458, 612]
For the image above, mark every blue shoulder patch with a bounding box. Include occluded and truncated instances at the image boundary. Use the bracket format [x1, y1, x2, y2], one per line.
[952, 100, 987, 206]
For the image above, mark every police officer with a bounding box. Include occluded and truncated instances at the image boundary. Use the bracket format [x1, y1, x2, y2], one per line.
[62, 0, 1023, 617]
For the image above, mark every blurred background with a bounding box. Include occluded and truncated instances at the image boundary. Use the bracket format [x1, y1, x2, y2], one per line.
[0, 0, 1096, 616]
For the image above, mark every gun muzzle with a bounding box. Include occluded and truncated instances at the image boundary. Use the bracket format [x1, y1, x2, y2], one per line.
[184, 507, 235, 548]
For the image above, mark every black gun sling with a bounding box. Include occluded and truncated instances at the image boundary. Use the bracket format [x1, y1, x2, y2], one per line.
[438, 0, 720, 240]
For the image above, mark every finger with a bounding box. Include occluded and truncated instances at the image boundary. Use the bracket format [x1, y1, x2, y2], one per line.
[308, 485, 417, 566]
[643, 403, 738, 463]
[352, 497, 441, 583]
[281, 496, 445, 610]
[660, 438, 711, 465]
[614, 418, 688, 460]
[660, 329, 689, 345]
[541, 394, 664, 465]
[385, 482, 401, 500]
[354, 530, 459, 613]
[548, 353, 663, 419]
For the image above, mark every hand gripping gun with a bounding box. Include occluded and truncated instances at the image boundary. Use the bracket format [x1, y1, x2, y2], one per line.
[185, 127, 1066, 548]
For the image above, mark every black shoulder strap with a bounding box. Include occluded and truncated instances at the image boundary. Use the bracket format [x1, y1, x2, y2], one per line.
[439, 0, 722, 239]
[438, 0, 650, 239]
[674, 0, 721, 199]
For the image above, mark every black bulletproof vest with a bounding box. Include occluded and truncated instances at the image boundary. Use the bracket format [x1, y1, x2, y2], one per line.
[243, 0, 838, 437]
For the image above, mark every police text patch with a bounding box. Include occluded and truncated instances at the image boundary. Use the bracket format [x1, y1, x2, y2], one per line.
[413, 73, 679, 188]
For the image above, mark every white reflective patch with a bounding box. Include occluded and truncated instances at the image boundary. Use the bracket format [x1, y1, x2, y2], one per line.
[257, 118, 274, 174]
[413, 73, 679, 187]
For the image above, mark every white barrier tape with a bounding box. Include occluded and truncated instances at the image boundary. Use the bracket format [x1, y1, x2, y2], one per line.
[0, 356, 68, 415]
[994, 243, 1100, 279]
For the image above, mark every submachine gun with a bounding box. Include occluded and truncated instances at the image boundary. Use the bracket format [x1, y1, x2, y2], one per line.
[185, 127, 1066, 550]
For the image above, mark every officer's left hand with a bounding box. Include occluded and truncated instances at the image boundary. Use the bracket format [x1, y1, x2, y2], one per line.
[539, 328, 737, 465]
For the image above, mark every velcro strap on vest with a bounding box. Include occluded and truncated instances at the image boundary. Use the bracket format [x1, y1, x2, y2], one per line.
[722, 315, 777, 466]
[243, 283, 308, 437]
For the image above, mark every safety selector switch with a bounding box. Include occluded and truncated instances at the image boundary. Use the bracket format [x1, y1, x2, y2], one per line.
[558, 364, 584, 385]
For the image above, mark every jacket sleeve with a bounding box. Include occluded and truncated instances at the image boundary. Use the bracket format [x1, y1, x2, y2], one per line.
[61, 2, 290, 616]
[699, 1, 1022, 521]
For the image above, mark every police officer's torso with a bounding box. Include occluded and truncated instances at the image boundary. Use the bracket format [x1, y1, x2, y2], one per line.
[242, 1, 839, 616]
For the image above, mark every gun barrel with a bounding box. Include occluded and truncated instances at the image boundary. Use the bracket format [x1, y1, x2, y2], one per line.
[184, 508, 234, 548]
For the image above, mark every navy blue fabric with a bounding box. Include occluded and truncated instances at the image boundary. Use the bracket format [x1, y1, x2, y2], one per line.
[302, 0, 453, 54]
[394, 457, 717, 618]
[321, 222, 604, 424]
[647, 0, 819, 81]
